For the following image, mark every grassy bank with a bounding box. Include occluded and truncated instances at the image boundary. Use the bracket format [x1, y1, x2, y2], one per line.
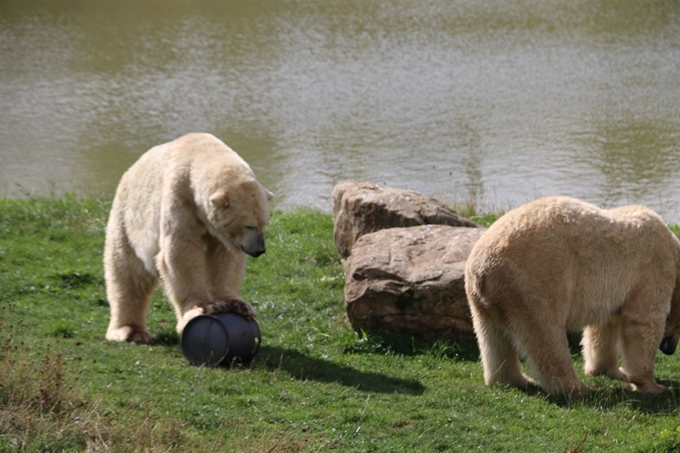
[1, 195, 680, 452]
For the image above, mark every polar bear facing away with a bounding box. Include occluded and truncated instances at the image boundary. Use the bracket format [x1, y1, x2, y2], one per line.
[465, 196, 680, 395]
[104, 133, 272, 343]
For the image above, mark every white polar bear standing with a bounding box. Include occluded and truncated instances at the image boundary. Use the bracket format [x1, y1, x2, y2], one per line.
[464, 196, 680, 395]
[104, 133, 273, 343]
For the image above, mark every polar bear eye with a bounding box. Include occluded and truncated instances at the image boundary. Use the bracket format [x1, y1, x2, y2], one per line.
[245, 226, 256, 231]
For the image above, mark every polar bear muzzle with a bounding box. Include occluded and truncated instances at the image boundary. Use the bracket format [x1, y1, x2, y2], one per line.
[660, 336, 678, 355]
[241, 227, 266, 257]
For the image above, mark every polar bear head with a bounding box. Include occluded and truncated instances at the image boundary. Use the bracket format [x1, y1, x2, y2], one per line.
[207, 179, 273, 257]
[660, 277, 680, 356]
[661, 304, 680, 355]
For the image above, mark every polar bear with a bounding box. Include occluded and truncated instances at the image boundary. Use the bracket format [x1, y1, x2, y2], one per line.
[464, 196, 680, 395]
[104, 133, 273, 343]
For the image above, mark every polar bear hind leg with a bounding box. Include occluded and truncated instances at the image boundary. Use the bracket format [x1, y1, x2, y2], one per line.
[517, 323, 588, 396]
[470, 306, 533, 389]
[104, 235, 157, 343]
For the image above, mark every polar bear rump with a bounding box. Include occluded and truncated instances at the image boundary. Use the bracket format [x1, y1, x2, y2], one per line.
[104, 133, 272, 343]
[464, 196, 680, 395]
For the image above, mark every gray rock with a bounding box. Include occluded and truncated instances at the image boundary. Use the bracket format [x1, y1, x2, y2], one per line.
[344, 225, 487, 340]
[332, 181, 478, 262]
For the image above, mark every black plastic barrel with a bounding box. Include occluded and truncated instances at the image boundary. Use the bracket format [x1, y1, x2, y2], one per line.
[181, 313, 261, 367]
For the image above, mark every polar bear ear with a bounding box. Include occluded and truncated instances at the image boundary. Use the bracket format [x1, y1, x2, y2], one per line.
[265, 188, 274, 201]
[209, 191, 230, 209]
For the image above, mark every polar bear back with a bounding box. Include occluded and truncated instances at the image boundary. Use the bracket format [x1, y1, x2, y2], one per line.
[466, 196, 680, 330]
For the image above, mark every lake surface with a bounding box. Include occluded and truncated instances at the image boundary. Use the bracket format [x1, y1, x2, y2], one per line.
[2, 0, 680, 221]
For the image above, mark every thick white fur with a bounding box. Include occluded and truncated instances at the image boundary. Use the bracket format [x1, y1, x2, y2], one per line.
[104, 133, 272, 343]
[465, 196, 680, 395]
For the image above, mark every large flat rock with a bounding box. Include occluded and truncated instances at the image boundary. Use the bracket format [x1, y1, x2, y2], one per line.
[344, 225, 487, 340]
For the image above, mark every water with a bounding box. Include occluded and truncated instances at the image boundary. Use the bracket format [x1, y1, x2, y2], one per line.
[2, 0, 680, 221]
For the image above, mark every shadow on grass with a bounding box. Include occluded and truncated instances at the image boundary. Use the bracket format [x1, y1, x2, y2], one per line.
[536, 379, 680, 414]
[343, 333, 480, 362]
[154, 330, 180, 346]
[255, 345, 426, 395]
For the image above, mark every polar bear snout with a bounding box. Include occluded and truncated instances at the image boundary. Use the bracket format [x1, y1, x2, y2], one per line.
[243, 245, 266, 258]
[241, 229, 266, 257]
[660, 336, 678, 355]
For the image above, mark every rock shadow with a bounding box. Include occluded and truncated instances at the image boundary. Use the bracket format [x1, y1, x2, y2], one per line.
[344, 333, 480, 362]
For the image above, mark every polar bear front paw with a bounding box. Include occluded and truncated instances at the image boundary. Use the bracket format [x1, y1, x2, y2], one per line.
[203, 300, 258, 318]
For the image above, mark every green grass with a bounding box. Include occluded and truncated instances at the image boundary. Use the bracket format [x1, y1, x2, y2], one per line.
[1, 195, 680, 452]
